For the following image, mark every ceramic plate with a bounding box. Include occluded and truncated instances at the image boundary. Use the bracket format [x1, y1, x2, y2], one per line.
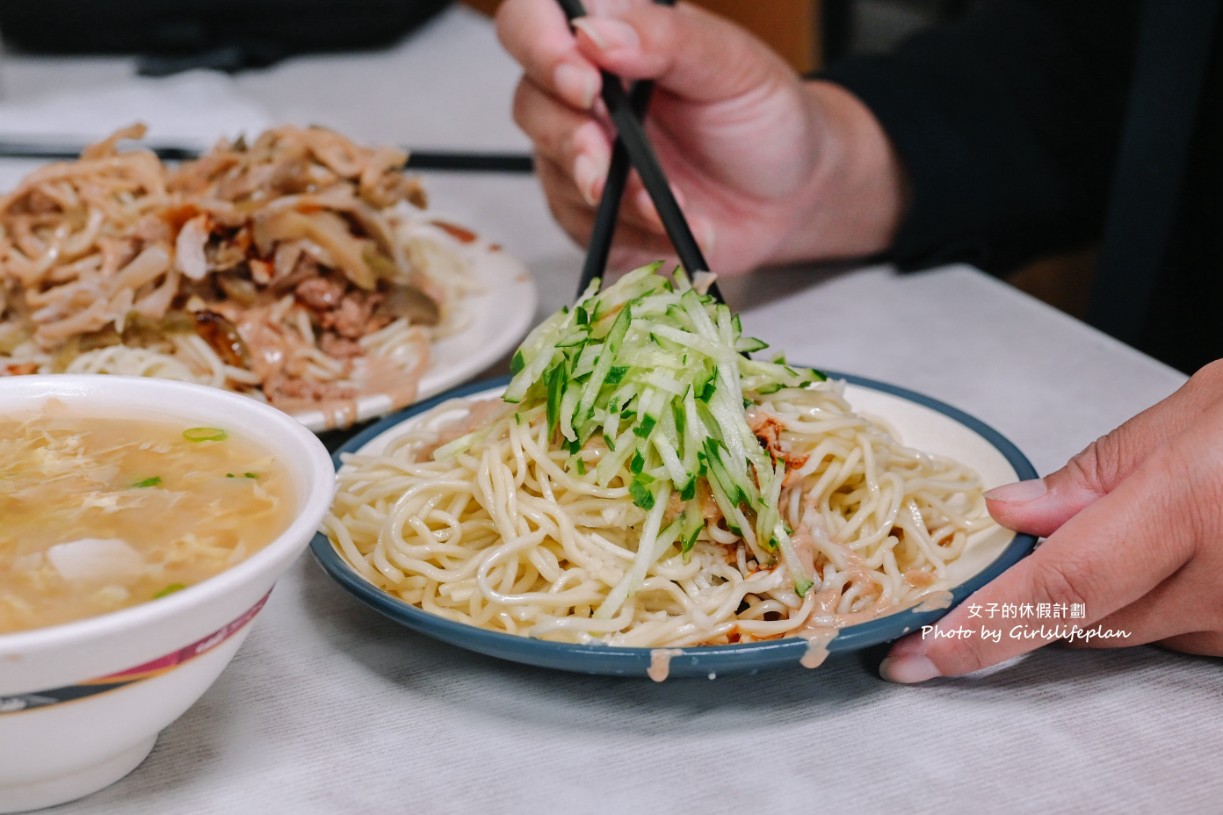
[0, 147, 537, 434]
[311, 372, 1038, 678]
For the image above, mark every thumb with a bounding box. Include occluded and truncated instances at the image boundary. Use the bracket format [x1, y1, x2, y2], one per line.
[570, 4, 792, 104]
[984, 438, 1130, 539]
[986, 374, 1210, 537]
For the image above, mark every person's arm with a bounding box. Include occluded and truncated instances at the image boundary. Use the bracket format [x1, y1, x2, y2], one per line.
[821, 0, 1139, 274]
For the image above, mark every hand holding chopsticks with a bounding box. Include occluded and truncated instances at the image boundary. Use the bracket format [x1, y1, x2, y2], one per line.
[575, 58, 661, 297]
[556, 0, 719, 301]
[497, 0, 905, 292]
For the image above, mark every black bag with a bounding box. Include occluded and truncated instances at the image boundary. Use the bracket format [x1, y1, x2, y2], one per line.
[0, 0, 453, 74]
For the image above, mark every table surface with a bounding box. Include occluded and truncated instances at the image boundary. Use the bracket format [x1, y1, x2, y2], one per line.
[2, 7, 1217, 814]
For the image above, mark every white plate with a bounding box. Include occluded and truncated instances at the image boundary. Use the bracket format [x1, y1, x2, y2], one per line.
[311, 372, 1038, 679]
[0, 153, 538, 434]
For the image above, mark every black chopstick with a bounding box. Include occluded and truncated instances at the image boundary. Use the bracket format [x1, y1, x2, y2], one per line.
[557, 0, 719, 300]
[0, 140, 535, 174]
[575, 0, 674, 299]
[577, 79, 656, 297]
[0, 141, 201, 162]
[407, 150, 534, 173]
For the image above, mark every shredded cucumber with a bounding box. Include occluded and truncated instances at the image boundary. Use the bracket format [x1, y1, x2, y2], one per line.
[501, 264, 825, 594]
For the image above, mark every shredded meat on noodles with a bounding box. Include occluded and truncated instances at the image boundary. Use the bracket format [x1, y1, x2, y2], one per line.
[0, 124, 477, 415]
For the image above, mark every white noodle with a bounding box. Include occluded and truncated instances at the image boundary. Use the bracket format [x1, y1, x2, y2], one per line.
[324, 382, 995, 648]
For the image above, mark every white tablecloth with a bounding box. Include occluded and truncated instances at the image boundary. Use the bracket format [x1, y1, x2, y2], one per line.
[2, 7, 1216, 814]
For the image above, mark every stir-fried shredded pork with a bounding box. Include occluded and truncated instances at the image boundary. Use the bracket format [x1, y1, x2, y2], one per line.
[0, 125, 478, 417]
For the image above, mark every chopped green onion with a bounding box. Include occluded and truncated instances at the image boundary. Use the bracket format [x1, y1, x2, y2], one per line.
[154, 583, 186, 599]
[131, 476, 162, 488]
[183, 427, 228, 442]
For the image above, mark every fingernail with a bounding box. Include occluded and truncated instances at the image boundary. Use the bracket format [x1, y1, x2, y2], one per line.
[554, 63, 599, 110]
[694, 217, 716, 256]
[633, 189, 665, 231]
[879, 654, 941, 684]
[572, 17, 641, 53]
[574, 153, 603, 206]
[985, 478, 1048, 504]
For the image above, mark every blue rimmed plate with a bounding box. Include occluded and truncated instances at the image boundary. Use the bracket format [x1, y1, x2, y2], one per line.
[310, 372, 1038, 679]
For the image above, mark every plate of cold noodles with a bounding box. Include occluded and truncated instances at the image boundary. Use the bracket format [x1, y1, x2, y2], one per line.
[313, 265, 1037, 679]
[0, 124, 536, 431]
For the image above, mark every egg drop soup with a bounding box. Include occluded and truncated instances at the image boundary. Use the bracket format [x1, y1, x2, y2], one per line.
[0, 409, 295, 634]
